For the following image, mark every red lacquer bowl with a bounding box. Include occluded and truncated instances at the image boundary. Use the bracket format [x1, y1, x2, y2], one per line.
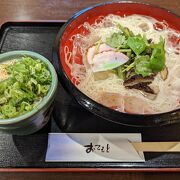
[53, 2, 180, 127]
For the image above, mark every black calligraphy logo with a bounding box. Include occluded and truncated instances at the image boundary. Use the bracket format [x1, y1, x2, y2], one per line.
[84, 143, 110, 153]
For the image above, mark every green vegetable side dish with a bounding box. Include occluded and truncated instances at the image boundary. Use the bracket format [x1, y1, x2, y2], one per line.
[0, 57, 52, 119]
[105, 24, 166, 79]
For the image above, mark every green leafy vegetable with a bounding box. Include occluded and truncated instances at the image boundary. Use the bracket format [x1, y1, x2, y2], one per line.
[117, 66, 125, 80]
[150, 37, 165, 72]
[106, 33, 127, 48]
[144, 46, 152, 55]
[134, 55, 152, 77]
[103, 25, 166, 81]
[117, 49, 131, 53]
[0, 57, 51, 119]
[142, 35, 149, 46]
[127, 35, 147, 55]
[122, 62, 135, 72]
[117, 24, 134, 37]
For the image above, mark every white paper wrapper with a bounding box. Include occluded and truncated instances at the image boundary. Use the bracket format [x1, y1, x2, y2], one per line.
[45, 133, 145, 162]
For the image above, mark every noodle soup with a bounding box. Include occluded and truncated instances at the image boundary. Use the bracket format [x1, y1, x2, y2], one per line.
[64, 14, 180, 114]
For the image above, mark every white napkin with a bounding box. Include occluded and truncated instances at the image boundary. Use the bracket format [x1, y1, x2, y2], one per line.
[45, 133, 145, 162]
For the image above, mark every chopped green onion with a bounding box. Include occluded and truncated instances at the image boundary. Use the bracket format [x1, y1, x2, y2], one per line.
[0, 57, 51, 119]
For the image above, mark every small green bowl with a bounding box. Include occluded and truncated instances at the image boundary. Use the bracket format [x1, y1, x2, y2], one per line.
[0, 51, 58, 135]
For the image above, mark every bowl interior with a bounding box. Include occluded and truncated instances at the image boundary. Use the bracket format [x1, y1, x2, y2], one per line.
[55, 2, 180, 126]
[59, 2, 180, 82]
[0, 50, 58, 124]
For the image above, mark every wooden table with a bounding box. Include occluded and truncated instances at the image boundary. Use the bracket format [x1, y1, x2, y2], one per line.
[0, 0, 179, 179]
[0, 0, 179, 25]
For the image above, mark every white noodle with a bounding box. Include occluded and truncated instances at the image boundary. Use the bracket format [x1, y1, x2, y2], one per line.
[64, 14, 180, 114]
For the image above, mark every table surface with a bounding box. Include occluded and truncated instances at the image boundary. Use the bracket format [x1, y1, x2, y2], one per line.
[0, 0, 179, 25]
[0, 0, 180, 179]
